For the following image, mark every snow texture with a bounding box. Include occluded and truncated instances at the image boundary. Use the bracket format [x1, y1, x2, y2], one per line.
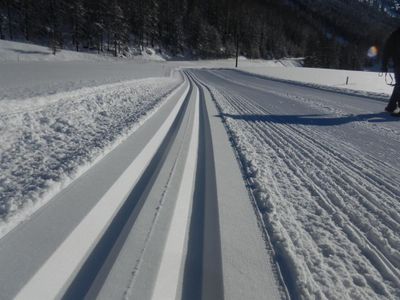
[0, 76, 180, 236]
[0, 62, 172, 101]
[207, 84, 400, 299]
[235, 66, 393, 99]
[0, 40, 166, 62]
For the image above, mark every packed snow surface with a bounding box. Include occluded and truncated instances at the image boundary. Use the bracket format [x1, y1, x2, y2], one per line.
[0, 76, 180, 235]
[199, 70, 400, 300]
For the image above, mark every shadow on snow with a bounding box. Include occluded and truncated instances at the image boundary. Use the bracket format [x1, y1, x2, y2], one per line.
[218, 112, 398, 126]
[8, 48, 51, 55]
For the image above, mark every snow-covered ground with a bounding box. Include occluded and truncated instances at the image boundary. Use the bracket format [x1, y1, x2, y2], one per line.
[194, 69, 400, 299]
[236, 65, 393, 98]
[0, 40, 113, 62]
[0, 76, 180, 236]
[0, 61, 173, 100]
[0, 39, 167, 62]
[1, 39, 399, 298]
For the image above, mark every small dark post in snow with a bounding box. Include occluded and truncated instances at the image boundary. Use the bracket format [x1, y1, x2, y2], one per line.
[235, 32, 239, 68]
[346, 76, 349, 85]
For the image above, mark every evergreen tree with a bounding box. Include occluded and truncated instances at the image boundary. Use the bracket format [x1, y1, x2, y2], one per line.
[68, 0, 85, 51]
[0, 9, 5, 39]
[5, 0, 14, 40]
[143, 0, 159, 48]
[48, 0, 63, 55]
[106, 1, 128, 56]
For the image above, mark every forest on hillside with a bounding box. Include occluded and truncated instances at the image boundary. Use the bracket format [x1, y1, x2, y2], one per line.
[0, 0, 398, 69]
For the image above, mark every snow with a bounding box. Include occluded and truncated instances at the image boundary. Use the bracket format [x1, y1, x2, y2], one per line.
[181, 57, 394, 101]
[151, 85, 198, 300]
[14, 80, 189, 300]
[141, 48, 166, 61]
[0, 61, 173, 101]
[0, 40, 166, 62]
[235, 65, 393, 98]
[0, 75, 180, 237]
[1, 40, 391, 102]
[1, 39, 400, 298]
[203, 83, 284, 299]
[178, 57, 302, 70]
[0, 39, 115, 62]
[201, 72, 400, 299]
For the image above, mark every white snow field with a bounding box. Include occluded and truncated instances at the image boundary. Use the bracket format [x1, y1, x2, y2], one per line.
[0, 39, 115, 62]
[0, 61, 173, 101]
[236, 64, 394, 98]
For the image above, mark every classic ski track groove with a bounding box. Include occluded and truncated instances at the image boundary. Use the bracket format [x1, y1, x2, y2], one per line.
[150, 77, 199, 300]
[199, 74, 400, 298]
[180, 72, 225, 300]
[122, 99, 192, 300]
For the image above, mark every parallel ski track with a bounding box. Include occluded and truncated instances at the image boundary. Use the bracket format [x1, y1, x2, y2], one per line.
[60, 81, 192, 300]
[201, 76, 400, 299]
[181, 73, 224, 300]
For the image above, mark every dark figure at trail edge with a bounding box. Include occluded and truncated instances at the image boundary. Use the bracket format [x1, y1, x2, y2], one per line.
[382, 27, 400, 113]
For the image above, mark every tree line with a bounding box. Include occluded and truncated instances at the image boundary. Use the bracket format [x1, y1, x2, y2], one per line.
[0, 0, 398, 69]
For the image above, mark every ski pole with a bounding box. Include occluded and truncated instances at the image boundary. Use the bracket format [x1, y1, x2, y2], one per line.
[379, 72, 396, 86]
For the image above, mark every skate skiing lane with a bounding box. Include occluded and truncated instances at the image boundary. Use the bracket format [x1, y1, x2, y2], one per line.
[194, 69, 400, 169]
